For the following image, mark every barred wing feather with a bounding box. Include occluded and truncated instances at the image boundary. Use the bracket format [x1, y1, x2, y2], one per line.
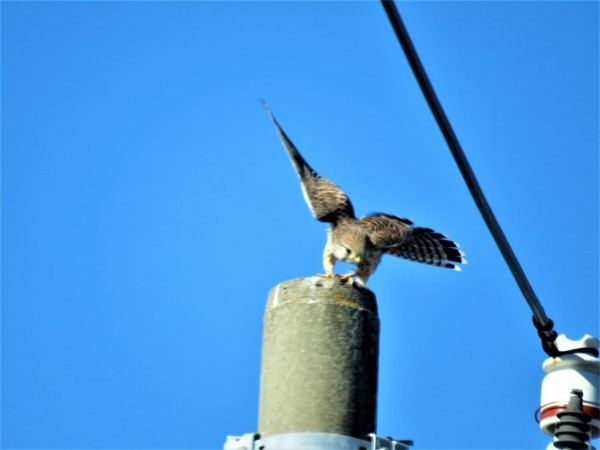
[360, 214, 466, 270]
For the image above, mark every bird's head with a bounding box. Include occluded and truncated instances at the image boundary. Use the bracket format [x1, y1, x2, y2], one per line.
[331, 226, 372, 266]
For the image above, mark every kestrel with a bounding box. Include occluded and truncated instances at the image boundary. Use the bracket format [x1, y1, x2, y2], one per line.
[263, 102, 466, 286]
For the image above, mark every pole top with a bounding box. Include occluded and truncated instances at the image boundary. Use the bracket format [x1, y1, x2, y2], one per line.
[267, 277, 377, 315]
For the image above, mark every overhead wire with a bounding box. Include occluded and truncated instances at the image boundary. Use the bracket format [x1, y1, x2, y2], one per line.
[379, 0, 559, 356]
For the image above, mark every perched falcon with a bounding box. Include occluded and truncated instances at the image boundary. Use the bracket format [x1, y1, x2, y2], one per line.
[263, 102, 466, 286]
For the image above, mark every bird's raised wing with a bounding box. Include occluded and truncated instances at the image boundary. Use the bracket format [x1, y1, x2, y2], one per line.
[263, 101, 355, 223]
[359, 213, 466, 270]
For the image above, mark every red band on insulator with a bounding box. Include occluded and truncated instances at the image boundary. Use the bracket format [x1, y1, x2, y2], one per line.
[540, 403, 600, 421]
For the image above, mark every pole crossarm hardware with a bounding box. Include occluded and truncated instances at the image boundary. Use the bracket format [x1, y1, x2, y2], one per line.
[379, 0, 567, 357]
[225, 432, 413, 450]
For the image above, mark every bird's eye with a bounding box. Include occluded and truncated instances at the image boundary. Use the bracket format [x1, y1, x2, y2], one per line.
[345, 248, 352, 256]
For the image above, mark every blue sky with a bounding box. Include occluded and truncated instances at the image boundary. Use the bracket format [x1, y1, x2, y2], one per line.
[2, 1, 598, 449]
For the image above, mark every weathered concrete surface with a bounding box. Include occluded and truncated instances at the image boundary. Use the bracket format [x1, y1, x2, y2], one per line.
[258, 277, 379, 439]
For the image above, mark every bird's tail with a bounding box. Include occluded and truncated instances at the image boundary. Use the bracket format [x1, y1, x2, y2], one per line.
[389, 227, 467, 270]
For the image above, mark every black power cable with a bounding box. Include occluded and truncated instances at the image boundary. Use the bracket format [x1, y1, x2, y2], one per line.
[379, 0, 559, 357]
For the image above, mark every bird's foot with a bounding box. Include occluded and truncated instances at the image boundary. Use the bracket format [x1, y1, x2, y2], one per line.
[317, 273, 356, 285]
[317, 273, 338, 279]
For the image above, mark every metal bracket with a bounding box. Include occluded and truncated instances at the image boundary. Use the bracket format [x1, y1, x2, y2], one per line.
[368, 433, 413, 450]
[224, 432, 412, 450]
[224, 433, 260, 450]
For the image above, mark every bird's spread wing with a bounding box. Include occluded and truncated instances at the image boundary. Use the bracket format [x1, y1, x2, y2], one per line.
[358, 213, 413, 248]
[359, 213, 466, 270]
[262, 101, 355, 223]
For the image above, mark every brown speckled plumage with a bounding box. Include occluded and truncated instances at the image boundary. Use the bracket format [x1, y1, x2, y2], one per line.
[263, 102, 466, 285]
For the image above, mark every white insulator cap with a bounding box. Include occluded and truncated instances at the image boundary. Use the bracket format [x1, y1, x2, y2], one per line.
[539, 334, 600, 438]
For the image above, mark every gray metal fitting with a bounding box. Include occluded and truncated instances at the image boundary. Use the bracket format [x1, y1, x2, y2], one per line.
[224, 432, 412, 450]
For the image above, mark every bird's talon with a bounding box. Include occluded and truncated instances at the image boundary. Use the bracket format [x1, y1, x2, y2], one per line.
[338, 274, 356, 285]
[317, 273, 354, 285]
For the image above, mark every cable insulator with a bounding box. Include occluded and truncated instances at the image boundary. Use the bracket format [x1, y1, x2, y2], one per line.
[552, 389, 591, 450]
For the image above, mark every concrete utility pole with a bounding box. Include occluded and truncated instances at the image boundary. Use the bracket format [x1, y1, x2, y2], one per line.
[259, 277, 378, 438]
[225, 277, 412, 450]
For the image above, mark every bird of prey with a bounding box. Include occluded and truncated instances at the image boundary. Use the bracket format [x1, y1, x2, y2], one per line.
[262, 101, 466, 286]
